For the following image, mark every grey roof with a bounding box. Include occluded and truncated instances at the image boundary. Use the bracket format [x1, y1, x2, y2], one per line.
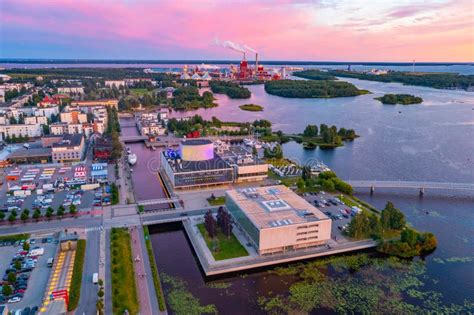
[181, 139, 212, 146]
[8, 147, 52, 159]
[163, 151, 232, 173]
[51, 134, 83, 148]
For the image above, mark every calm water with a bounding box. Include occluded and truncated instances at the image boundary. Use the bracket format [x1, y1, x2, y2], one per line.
[150, 74, 474, 314]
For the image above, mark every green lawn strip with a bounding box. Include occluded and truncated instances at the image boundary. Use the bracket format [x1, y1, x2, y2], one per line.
[111, 228, 139, 315]
[197, 224, 248, 261]
[68, 239, 86, 311]
[339, 195, 379, 215]
[143, 226, 166, 312]
[130, 88, 153, 96]
[0, 233, 30, 242]
[206, 196, 226, 206]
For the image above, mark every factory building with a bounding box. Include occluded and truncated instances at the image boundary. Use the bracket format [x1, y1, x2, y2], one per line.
[226, 185, 332, 255]
[160, 139, 268, 189]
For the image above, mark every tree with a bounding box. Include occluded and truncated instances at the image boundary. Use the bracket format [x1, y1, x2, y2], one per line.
[69, 204, 77, 216]
[46, 207, 54, 220]
[381, 202, 406, 230]
[57, 205, 65, 217]
[32, 209, 41, 221]
[2, 284, 12, 297]
[0, 212, 5, 221]
[204, 210, 217, 238]
[297, 178, 306, 190]
[8, 212, 17, 223]
[321, 179, 335, 191]
[302, 166, 312, 182]
[23, 241, 30, 251]
[303, 125, 318, 137]
[20, 209, 29, 222]
[346, 211, 371, 239]
[14, 260, 22, 270]
[7, 271, 16, 283]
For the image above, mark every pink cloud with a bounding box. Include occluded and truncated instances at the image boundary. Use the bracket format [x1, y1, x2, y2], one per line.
[0, 0, 473, 61]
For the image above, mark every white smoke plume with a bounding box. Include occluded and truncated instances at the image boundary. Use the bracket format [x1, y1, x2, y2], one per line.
[213, 37, 257, 54]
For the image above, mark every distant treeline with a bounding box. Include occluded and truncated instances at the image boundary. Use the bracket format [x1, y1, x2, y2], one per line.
[264, 79, 368, 98]
[326, 70, 474, 90]
[3, 67, 177, 81]
[209, 81, 251, 99]
[292, 70, 337, 80]
[375, 94, 423, 105]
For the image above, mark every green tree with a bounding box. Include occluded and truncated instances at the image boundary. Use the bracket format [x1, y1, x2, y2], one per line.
[14, 260, 22, 270]
[346, 211, 371, 239]
[7, 212, 17, 223]
[0, 212, 5, 221]
[303, 125, 318, 137]
[57, 205, 65, 217]
[381, 202, 406, 230]
[69, 204, 77, 216]
[20, 209, 30, 222]
[46, 207, 54, 220]
[401, 228, 418, 247]
[297, 178, 306, 190]
[2, 284, 12, 296]
[23, 241, 30, 251]
[7, 271, 16, 283]
[301, 166, 312, 182]
[321, 179, 335, 191]
[32, 209, 41, 221]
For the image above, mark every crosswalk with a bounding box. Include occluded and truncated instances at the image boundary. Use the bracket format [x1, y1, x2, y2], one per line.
[85, 226, 103, 232]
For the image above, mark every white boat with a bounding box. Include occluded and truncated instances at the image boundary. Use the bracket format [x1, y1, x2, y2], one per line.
[128, 153, 137, 165]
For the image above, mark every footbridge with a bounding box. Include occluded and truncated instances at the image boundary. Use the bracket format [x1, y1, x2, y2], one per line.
[120, 135, 148, 143]
[344, 180, 474, 195]
[137, 197, 180, 206]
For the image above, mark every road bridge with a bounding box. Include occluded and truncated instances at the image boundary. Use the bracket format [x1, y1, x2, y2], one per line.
[137, 197, 180, 206]
[120, 135, 148, 143]
[344, 180, 474, 196]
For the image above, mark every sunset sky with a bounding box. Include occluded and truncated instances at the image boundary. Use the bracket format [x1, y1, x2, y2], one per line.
[1, 0, 473, 62]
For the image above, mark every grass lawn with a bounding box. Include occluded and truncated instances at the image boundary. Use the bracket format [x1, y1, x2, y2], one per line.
[197, 223, 248, 261]
[111, 228, 139, 315]
[0, 233, 30, 242]
[207, 196, 226, 206]
[130, 88, 153, 96]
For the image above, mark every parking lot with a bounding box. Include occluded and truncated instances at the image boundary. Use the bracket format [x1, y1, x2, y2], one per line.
[0, 234, 58, 313]
[0, 163, 114, 217]
[303, 191, 359, 244]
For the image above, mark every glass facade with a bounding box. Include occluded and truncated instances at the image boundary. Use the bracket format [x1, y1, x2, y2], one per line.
[226, 195, 260, 248]
[174, 169, 233, 188]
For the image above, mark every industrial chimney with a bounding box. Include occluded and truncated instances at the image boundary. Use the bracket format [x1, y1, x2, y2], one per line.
[255, 53, 258, 73]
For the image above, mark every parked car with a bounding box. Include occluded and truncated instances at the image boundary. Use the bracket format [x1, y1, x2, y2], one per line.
[8, 296, 21, 303]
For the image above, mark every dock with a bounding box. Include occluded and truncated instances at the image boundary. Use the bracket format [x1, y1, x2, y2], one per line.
[182, 218, 377, 276]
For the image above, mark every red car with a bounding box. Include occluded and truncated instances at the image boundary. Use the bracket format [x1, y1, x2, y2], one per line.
[14, 289, 26, 294]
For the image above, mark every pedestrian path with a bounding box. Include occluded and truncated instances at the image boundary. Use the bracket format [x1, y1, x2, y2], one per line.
[130, 226, 153, 315]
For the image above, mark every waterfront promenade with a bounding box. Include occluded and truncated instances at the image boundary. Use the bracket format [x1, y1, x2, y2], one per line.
[182, 217, 377, 276]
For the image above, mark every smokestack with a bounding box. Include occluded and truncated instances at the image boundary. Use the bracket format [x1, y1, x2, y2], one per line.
[255, 53, 258, 72]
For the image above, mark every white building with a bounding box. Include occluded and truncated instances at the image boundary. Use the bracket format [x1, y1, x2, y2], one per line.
[57, 86, 85, 94]
[34, 106, 59, 119]
[104, 80, 125, 88]
[0, 124, 42, 139]
[60, 111, 88, 124]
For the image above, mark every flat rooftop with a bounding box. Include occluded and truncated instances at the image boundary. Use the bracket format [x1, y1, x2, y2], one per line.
[182, 139, 212, 146]
[218, 145, 266, 166]
[226, 185, 330, 229]
[163, 151, 232, 173]
[51, 134, 83, 148]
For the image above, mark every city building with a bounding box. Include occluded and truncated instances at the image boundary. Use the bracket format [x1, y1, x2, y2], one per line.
[136, 112, 166, 136]
[7, 145, 52, 164]
[57, 86, 85, 94]
[0, 88, 4, 103]
[161, 139, 268, 189]
[51, 133, 85, 163]
[218, 144, 268, 183]
[226, 185, 332, 255]
[93, 136, 113, 160]
[161, 139, 234, 189]
[60, 110, 88, 124]
[0, 123, 42, 140]
[38, 95, 59, 108]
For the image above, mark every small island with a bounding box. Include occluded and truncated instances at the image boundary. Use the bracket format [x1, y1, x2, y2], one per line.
[239, 104, 263, 111]
[209, 81, 251, 99]
[292, 69, 337, 81]
[375, 94, 423, 105]
[264, 79, 369, 98]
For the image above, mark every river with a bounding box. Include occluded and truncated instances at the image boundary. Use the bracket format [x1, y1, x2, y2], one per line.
[121, 71, 474, 313]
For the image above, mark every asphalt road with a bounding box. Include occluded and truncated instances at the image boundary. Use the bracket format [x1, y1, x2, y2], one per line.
[76, 229, 100, 315]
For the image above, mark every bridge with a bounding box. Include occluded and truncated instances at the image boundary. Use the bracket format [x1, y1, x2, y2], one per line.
[137, 197, 181, 206]
[344, 180, 474, 195]
[120, 135, 148, 143]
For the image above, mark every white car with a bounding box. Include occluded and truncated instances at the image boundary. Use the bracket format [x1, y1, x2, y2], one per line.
[8, 296, 22, 303]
